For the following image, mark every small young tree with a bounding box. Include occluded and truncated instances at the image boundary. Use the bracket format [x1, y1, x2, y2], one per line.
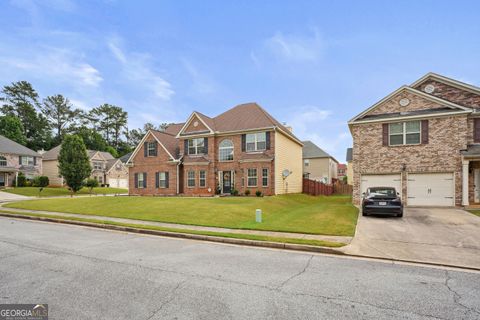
[83, 178, 99, 195]
[58, 135, 92, 195]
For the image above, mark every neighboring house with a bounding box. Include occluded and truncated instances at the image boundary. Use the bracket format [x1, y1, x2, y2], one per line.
[338, 164, 347, 181]
[0, 135, 42, 187]
[42, 145, 128, 188]
[346, 148, 353, 185]
[349, 72, 480, 207]
[127, 102, 303, 196]
[302, 140, 338, 184]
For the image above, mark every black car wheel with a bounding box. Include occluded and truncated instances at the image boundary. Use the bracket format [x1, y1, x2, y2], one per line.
[397, 212, 403, 218]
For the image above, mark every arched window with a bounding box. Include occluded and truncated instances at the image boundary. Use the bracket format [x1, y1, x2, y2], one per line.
[0, 156, 6, 166]
[219, 139, 234, 161]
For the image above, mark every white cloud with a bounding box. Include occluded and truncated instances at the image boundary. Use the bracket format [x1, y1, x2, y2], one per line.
[286, 106, 350, 162]
[107, 37, 174, 100]
[257, 28, 324, 64]
[0, 46, 103, 87]
[181, 58, 217, 95]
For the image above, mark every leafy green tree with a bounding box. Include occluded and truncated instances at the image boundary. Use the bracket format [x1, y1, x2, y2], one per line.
[89, 104, 127, 148]
[42, 94, 81, 140]
[58, 135, 92, 194]
[0, 81, 51, 150]
[0, 115, 27, 145]
[83, 178, 99, 195]
[105, 146, 119, 158]
[72, 126, 108, 151]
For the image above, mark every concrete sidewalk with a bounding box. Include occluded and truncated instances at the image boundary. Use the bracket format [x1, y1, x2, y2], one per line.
[0, 205, 352, 244]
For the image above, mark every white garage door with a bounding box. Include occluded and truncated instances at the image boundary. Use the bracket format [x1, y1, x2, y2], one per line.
[407, 173, 454, 206]
[109, 178, 128, 189]
[360, 174, 402, 198]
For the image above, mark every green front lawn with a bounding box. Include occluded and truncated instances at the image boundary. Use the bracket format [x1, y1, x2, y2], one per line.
[4, 194, 358, 236]
[467, 210, 480, 218]
[2, 187, 128, 197]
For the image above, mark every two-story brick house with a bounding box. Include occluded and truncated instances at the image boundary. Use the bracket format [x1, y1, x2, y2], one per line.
[349, 73, 480, 207]
[127, 103, 303, 196]
[0, 135, 42, 187]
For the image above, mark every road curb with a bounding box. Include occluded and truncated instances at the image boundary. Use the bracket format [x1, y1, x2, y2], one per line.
[0, 212, 344, 255]
[2, 212, 478, 271]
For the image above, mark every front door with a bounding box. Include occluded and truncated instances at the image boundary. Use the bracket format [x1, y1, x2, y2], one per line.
[475, 169, 480, 203]
[222, 171, 232, 194]
[0, 173, 5, 187]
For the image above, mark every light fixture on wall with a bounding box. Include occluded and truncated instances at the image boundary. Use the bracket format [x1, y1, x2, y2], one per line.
[402, 164, 407, 172]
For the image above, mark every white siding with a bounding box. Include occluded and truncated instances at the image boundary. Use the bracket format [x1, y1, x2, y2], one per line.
[274, 131, 303, 194]
[42, 160, 63, 186]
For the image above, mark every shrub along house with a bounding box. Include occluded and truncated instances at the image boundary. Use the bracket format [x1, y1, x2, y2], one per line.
[126, 102, 303, 196]
[349, 72, 480, 207]
[0, 135, 42, 187]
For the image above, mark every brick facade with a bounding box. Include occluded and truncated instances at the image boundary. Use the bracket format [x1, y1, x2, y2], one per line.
[351, 74, 480, 207]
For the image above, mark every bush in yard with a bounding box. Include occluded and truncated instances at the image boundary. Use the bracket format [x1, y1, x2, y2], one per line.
[255, 190, 263, 197]
[244, 189, 250, 196]
[58, 135, 92, 195]
[32, 176, 49, 187]
[16, 172, 26, 187]
[231, 189, 239, 196]
[83, 178, 99, 194]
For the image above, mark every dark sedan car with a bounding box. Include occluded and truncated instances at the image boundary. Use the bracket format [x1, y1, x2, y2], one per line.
[362, 187, 403, 217]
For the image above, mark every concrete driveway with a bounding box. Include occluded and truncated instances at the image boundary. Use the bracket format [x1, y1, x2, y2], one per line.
[0, 190, 31, 203]
[341, 207, 480, 269]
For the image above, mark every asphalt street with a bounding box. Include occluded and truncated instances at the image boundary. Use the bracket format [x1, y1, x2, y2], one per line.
[0, 217, 479, 320]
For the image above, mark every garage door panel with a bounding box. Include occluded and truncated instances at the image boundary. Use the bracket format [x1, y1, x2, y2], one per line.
[407, 173, 454, 206]
[361, 174, 402, 198]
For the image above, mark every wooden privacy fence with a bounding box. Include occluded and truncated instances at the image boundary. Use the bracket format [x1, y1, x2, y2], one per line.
[302, 179, 333, 196]
[303, 179, 353, 196]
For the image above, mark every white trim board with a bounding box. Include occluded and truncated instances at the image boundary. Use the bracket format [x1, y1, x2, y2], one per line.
[349, 86, 472, 123]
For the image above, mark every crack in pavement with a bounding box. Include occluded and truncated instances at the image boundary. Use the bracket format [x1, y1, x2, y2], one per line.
[276, 255, 313, 289]
[0, 237, 473, 320]
[145, 279, 188, 320]
[444, 270, 480, 317]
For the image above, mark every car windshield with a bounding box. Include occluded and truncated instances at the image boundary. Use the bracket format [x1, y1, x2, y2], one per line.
[367, 188, 396, 197]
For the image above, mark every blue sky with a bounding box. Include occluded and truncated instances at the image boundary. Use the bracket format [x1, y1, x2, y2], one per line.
[1, 0, 479, 161]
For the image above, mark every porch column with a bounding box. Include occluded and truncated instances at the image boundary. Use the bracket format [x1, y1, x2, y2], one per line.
[462, 160, 469, 206]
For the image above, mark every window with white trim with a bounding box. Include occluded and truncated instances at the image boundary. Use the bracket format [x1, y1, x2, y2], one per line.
[147, 142, 156, 156]
[93, 161, 103, 170]
[187, 170, 195, 187]
[219, 139, 234, 161]
[246, 132, 266, 152]
[247, 168, 257, 187]
[0, 156, 6, 166]
[188, 138, 205, 155]
[304, 159, 310, 167]
[137, 173, 145, 188]
[199, 170, 206, 187]
[158, 172, 166, 188]
[389, 121, 421, 146]
[20, 156, 34, 166]
[262, 168, 268, 187]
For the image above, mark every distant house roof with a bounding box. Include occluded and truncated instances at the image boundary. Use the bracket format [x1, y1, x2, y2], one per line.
[346, 148, 353, 162]
[302, 140, 337, 162]
[43, 144, 115, 161]
[338, 164, 347, 170]
[0, 135, 39, 157]
[119, 152, 132, 163]
[105, 158, 119, 172]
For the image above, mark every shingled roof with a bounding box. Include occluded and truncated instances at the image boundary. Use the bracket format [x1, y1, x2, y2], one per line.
[178, 103, 301, 143]
[0, 135, 39, 157]
[151, 130, 180, 159]
[302, 140, 338, 163]
[43, 145, 115, 161]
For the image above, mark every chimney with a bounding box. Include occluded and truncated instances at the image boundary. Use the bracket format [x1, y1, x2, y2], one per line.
[283, 122, 293, 132]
